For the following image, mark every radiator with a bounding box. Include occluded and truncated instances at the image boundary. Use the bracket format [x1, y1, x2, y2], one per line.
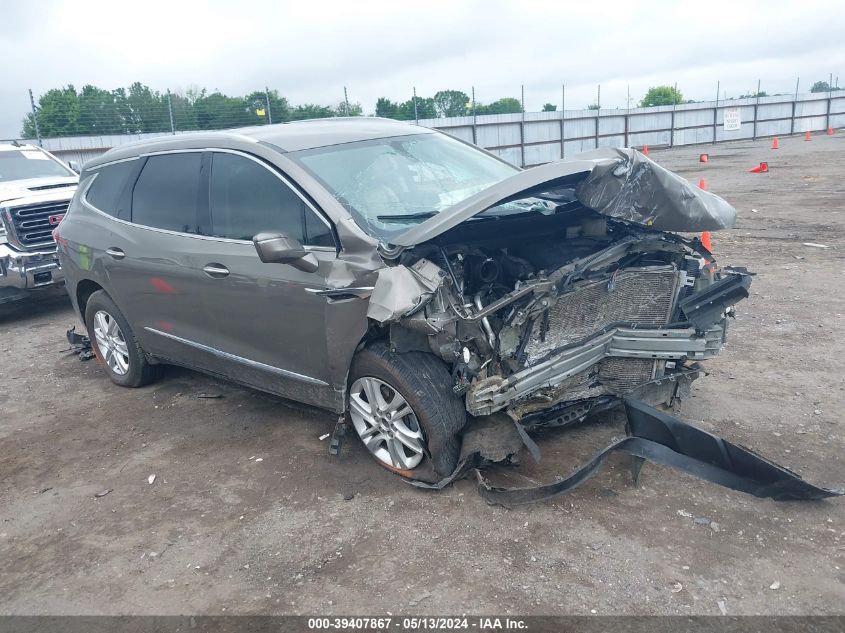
[523, 266, 680, 389]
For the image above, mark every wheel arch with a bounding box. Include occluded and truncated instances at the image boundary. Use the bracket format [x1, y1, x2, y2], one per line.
[75, 278, 105, 321]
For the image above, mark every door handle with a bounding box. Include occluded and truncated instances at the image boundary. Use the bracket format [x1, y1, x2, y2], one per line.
[203, 263, 230, 278]
[105, 247, 125, 260]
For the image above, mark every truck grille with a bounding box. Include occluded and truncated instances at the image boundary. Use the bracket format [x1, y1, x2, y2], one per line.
[5, 200, 67, 249]
[523, 267, 679, 392]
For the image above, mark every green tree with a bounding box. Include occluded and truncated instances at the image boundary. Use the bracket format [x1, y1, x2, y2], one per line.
[639, 85, 684, 107]
[475, 97, 522, 115]
[810, 80, 840, 93]
[375, 97, 400, 118]
[433, 90, 470, 117]
[77, 84, 125, 134]
[193, 91, 253, 130]
[289, 104, 336, 121]
[335, 101, 363, 117]
[586, 103, 600, 110]
[22, 85, 81, 137]
[542, 103, 557, 112]
[398, 96, 436, 120]
[243, 89, 291, 124]
[124, 82, 170, 133]
[168, 88, 200, 131]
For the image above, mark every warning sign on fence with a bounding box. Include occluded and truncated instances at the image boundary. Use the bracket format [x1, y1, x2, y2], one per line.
[723, 107, 742, 131]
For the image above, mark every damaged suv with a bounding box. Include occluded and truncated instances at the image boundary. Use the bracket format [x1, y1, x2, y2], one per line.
[58, 118, 755, 485]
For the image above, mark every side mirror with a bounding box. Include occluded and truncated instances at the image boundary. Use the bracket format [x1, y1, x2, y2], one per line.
[67, 161, 81, 174]
[252, 232, 319, 273]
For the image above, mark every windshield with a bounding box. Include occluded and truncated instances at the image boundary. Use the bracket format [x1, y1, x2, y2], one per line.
[291, 133, 518, 241]
[0, 148, 75, 183]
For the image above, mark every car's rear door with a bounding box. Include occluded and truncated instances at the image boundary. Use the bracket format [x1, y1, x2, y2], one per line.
[191, 150, 342, 409]
[101, 151, 216, 368]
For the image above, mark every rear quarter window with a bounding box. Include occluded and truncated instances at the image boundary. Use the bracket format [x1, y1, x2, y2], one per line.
[85, 160, 138, 217]
[131, 153, 202, 232]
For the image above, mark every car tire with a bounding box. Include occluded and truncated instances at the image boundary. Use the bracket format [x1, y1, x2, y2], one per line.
[347, 342, 466, 483]
[84, 290, 162, 388]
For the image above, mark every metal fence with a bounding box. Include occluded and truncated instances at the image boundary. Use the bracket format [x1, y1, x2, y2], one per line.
[421, 92, 845, 166]
[10, 90, 845, 168]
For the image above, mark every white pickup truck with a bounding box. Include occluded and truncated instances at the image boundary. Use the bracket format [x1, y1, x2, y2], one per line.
[0, 142, 78, 304]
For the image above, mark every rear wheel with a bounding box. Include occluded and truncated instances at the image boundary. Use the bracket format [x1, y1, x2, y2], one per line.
[347, 343, 466, 483]
[84, 290, 162, 388]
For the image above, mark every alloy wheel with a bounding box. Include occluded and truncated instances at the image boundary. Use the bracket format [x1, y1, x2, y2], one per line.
[348, 377, 425, 470]
[93, 310, 130, 376]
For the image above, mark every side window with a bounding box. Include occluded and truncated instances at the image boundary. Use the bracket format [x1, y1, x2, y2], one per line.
[131, 153, 202, 232]
[85, 160, 137, 217]
[209, 152, 334, 246]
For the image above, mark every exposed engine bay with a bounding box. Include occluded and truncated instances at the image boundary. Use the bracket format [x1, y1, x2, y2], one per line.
[354, 147, 839, 502]
[369, 200, 751, 430]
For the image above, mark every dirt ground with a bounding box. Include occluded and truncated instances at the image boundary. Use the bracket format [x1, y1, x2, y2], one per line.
[1, 134, 843, 617]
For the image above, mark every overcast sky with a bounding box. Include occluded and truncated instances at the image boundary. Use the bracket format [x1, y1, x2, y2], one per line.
[2, 0, 843, 138]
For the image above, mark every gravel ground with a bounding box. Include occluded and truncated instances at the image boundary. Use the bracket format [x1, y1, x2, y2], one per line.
[1, 134, 843, 616]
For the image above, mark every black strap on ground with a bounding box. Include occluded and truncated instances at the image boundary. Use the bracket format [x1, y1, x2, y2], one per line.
[475, 399, 843, 507]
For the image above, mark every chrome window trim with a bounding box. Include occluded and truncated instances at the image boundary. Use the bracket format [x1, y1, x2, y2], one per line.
[80, 149, 337, 252]
[85, 155, 144, 170]
[144, 327, 329, 387]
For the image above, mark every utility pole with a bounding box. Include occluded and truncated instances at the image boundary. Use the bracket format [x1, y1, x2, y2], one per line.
[166, 89, 175, 134]
[413, 86, 419, 124]
[343, 86, 350, 116]
[560, 84, 565, 159]
[520, 84, 526, 167]
[471, 86, 477, 145]
[713, 80, 720, 144]
[827, 72, 834, 132]
[753, 79, 761, 140]
[670, 81, 677, 147]
[595, 84, 601, 148]
[28, 89, 42, 146]
[624, 84, 630, 147]
[265, 87, 272, 125]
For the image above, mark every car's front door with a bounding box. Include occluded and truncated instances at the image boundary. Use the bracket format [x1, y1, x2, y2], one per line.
[190, 150, 353, 410]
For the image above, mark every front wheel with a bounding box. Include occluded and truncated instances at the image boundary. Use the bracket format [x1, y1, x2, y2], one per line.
[347, 343, 466, 483]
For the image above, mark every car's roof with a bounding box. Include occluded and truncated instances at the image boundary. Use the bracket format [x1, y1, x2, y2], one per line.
[86, 117, 435, 169]
[243, 117, 434, 151]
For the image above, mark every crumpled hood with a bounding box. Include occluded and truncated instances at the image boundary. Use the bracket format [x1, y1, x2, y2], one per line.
[0, 176, 78, 205]
[392, 148, 736, 247]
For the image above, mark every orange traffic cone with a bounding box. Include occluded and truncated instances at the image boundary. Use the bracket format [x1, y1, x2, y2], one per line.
[700, 153, 709, 163]
[828, 127, 834, 136]
[700, 231, 713, 252]
[750, 162, 769, 173]
[771, 136, 779, 149]
[643, 144, 649, 156]
[698, 179, 706, 190]
[805, 130, 812, 141]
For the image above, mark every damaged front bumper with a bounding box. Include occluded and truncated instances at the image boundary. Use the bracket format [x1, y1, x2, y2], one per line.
[467, 322, 726, 417]
[415, 399, 843, 505]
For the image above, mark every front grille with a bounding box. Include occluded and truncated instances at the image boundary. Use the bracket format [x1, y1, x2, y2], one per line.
[523, 267, 679, 394]
[6, 200, 68, 249]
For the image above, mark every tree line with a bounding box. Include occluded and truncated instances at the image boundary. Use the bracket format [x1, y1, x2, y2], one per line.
[22, 80, 841, 138]
[22, 84, 531, 138]
[21, 83, 363, 138]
